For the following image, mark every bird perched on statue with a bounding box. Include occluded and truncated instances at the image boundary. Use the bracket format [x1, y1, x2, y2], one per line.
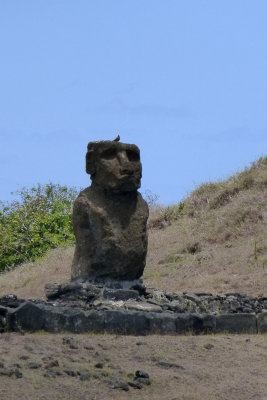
[114, 134, 120, 142]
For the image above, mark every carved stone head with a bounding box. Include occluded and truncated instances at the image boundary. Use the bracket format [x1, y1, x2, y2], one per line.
[86, 141, 142, 192]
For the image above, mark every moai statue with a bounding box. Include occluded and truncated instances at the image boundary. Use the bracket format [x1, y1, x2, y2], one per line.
[71, 139, 149, 284]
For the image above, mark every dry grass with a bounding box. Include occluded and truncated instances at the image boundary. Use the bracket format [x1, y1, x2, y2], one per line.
[0, 333, 266, 400]
[145, 156, 267, 296]
[0, 247, 73, 299]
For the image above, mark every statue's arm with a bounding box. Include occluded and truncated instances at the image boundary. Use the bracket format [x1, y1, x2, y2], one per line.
[72, 194, 94, 254]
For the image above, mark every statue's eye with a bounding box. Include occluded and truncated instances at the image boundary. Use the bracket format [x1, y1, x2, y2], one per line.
[101, 149, 117, 160]
[126, 150, 140, 162]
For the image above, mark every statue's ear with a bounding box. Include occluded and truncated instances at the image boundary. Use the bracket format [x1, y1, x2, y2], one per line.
[86, 149, 95, 175]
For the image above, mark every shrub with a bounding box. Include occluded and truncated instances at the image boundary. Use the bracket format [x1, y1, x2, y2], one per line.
[0, 183, 79, 272]
[162, 202, 185, 222]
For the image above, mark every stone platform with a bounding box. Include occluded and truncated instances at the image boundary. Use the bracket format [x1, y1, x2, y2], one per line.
[0, 282, 267, 335]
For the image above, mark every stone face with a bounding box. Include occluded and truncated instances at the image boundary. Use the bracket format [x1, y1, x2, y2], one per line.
[71, 140, 149, 282]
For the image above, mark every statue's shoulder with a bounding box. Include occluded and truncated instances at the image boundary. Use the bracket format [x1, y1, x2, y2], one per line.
[73, 187, 94, 209]
[137, 192, 149, 217]
[74, 187, 102, 210]
[76, 186, 95, 200]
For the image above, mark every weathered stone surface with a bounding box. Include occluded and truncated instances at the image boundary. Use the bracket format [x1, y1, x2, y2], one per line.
[0, 294, 23, 308]
[71, 140, 149, 282]
[0, 367, 22, 378]
[147, 312, 176, 334]
[257, 312, 267, 333]
[108, 377, 129, 391]
[175, 314, 216, 334]
[125, 301, 162, 313]
[0, 306, 8, 332]
[43, 307, 105, 333]
[45, 281, 101, 302]
[8, 301, 105, 333]
[1, 292, 266, 335]
[103, 288, 139, 301]
[8, 301, 46, 332]
[78, 370, 91, 381]
[104, 310, 150, 335]
[128, 380, 143, 389]
[216, 313, 257, 334]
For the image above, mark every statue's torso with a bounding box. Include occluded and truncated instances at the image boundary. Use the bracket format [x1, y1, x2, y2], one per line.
[71, 187, 149, 280]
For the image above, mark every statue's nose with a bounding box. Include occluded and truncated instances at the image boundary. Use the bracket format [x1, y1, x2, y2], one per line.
[117, 151, 135, 175]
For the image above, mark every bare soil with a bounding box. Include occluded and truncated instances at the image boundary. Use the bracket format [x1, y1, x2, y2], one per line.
[0, 332, 266, 400]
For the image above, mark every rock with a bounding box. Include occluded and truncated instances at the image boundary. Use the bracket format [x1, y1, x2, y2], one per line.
[84, 345, 94, 350]
[257, 312, 267, 333]
[134, 377, 151, 385]
[0, 295, 23, 308]
[0, 306, 8, 332]
[62, 336, 78, 349]
[103, 288, 139, 301]
[44, 370, 62, 378]
[104, 310, 150, 335]
[64, 369, 78, 377]
[148, 312, 176, 334]
[108, 378, 129, 391]
[71, 140, 149, 282]
[45, 283, 63, 299]
[125, 301, 162, 313]
[19, 355, 30, 360]
[128, 380, 143, 389]
[0, 368, 14, 377]
[94, 362, 104, 369]
[98, 343, 110, 350]
[204, 343, 214, 350]
[135, 370, 149, 379]
[0, 367, 23, 378]
[216, 313, 257, 334]
[45, 360, 59, 369]
[184, 292, 202, 305]
[78, 370, 90, 381]
[46, 281, 102, 302]
[175, 314, 216, 334]
[93, 299, 125, 310]
[12, 363, 21, 369]
[156, 361, 185, 370]
[3, 284, 267, 335]
[166, 300, 183, 312]
[93, 372, 102, 379]
[10, 302, 105, 333]
[13, 369, 23, 378]
[8, 301, 46, 332]
[24, 344, 33, 352]
[27, 362, 42, 369]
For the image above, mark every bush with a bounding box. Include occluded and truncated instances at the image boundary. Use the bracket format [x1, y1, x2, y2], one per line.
[162, 202, 185, 222]
[0, 183, 79, 272]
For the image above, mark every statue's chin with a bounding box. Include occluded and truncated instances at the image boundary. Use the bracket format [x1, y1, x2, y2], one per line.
[106, 182, 140, 192]
[93, 177, 141, 192]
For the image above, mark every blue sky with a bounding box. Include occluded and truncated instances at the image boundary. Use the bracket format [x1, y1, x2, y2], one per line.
[1, 1, 267, 205]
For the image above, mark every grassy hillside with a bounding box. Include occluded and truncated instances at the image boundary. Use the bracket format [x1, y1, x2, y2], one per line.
[0, 156, 266, 298]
